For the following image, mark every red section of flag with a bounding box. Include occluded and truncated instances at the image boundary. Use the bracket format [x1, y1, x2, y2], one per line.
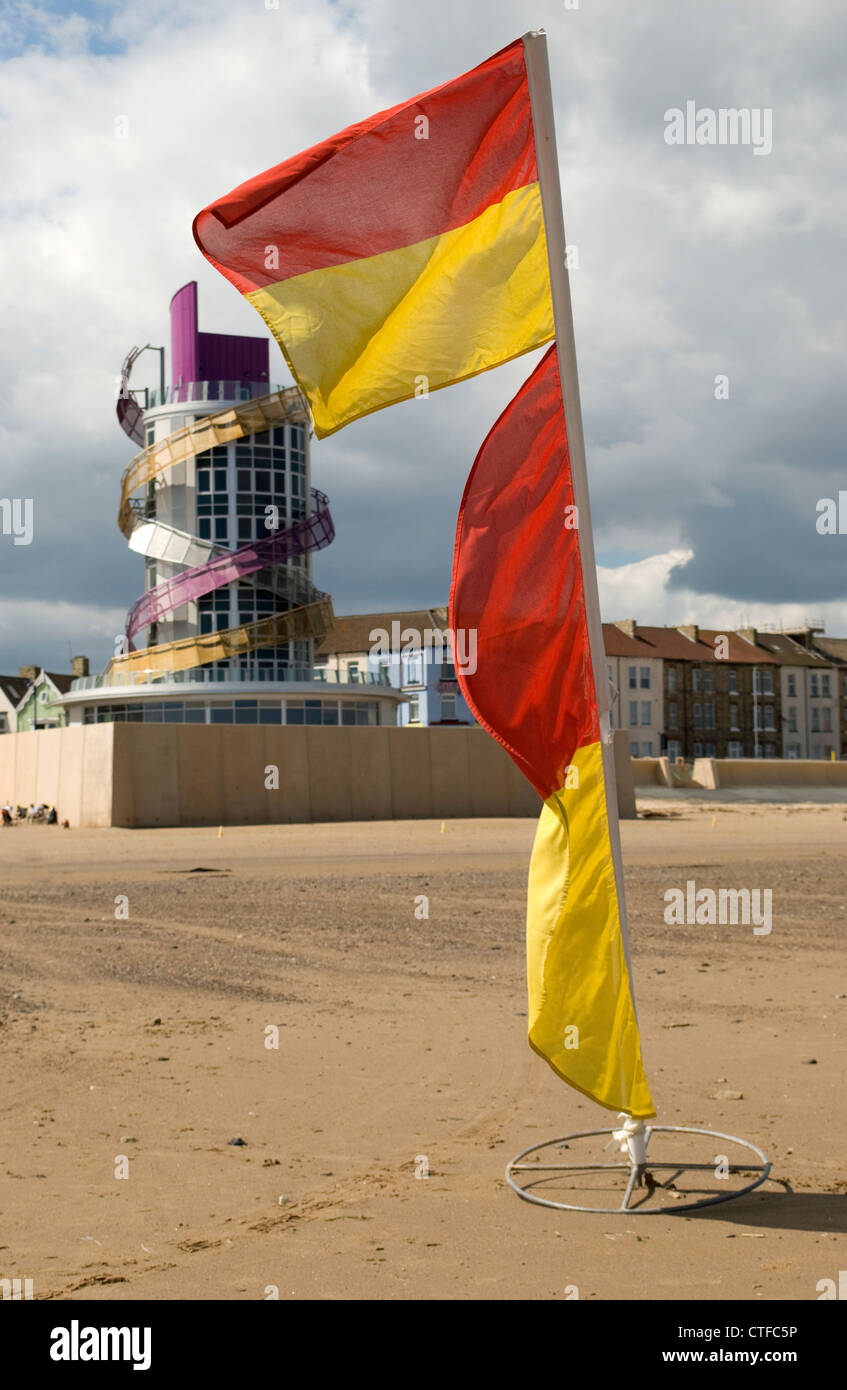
[193, 39, 536, 292]
[449, 345, 599, 800]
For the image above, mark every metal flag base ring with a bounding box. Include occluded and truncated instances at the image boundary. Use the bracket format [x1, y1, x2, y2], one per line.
[505, 1124, 771, 1214]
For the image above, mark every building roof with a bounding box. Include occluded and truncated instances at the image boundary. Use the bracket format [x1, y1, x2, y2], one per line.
[0, 675, 29, 706]
[811, 637, 847, 667]
[315, 609, 448, 658]
[15, 670, 75, 698]
[601, 623, 659, 657]
[317, 613, 847, 672]
[698, 629, 779, 665]
[754, 633, 836, 668]
[39, 671, 75, 695]
[631, 625, 777, 665]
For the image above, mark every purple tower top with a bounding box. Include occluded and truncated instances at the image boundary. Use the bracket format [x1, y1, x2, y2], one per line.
[170, 281, 269, 391]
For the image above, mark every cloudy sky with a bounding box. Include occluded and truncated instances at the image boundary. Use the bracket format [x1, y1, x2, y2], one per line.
[0, 0, 845, 674]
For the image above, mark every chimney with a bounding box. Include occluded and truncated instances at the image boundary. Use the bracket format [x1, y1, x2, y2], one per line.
[18, 664, 38, 682]
[737, 627, 758, 645]
[614, 619, 638, 639]
[71, 655, 89, 678]
[678, 624, 699, 643]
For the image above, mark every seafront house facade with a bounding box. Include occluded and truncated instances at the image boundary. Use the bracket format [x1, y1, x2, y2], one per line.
[812, 636, 847, 757]
[0, 675, 28, 734]
[603, 622, 664, 757]
[316, 611, 846, 754]
[314, 608, 474, 726]
[12, 662, 89, 732]
[756, 629, 842, 760]
[607, 622, 782, 759]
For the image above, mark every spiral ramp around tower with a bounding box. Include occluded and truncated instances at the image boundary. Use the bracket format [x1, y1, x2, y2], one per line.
[111, 352, 334, 682]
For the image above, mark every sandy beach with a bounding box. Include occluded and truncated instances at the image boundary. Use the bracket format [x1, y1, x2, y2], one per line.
[1, 802, 845, 1301]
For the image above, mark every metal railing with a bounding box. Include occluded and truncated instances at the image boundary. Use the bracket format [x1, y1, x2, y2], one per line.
[145, 381, 287, 409]
[69, 666, 393, 693]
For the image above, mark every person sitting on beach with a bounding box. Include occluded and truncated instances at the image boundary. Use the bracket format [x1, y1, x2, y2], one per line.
[2, 806, 11, 826]
[47, 805, 57, 825]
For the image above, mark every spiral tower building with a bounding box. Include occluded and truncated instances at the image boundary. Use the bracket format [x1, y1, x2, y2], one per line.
[64, 283, 400, 728]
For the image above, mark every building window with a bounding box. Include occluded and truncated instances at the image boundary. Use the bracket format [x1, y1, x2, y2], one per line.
[667, 666, 677, 693]
[704, 702, 715, 729]
[628, 666, 637, 689]
[692, 669, 701, 692]
[786, 745, 800, 759]
[640, 666, 650, 689]
[693, 742, 703, 758]
[764, 705, 775, 731]
[753, 669, 760, 694]
[0, 713, 7, 733]
[667, 740, 682, 761]
[693, 702, 702, 725]
[729, 703, 739, 730]
[406, 654, 423, 685]
[728, 740, 744, 758]
[199, 588, 230, 635]
[823, 708, 832, 733]
[640, 740, 652, 756]
[728, 669, 738, 693]
[765, 743, 776, 758]
[629, 701, 638, 726]
[811, 673, 820, 697]
[284, 698, 378, 727]
[787, 673, 797, 697]
[668, 702, 678, 730]
[705, 742, 716, 757]
[641, 701, 650, 725]
[788, 706, 798, 733]
[440, 694, 457, 720]
[630, 740, 639, 757]
[347, 662, 359, 684]
[408, 694, 420, 723]
[702, 668, 714, 693]
[822, 673, 831, 697]
[762, 670, 774, 695]
[812, 708, 820, 732]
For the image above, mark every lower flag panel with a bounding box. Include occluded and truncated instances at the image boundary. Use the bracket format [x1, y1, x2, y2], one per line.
[527, 740, 654, 1118]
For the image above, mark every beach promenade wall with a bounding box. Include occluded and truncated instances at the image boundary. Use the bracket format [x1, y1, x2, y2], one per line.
[0, 726, 638, 828]
[692, 757, 847, 790]
[632, 754, 847, 791]
[0, 725, 115, 827]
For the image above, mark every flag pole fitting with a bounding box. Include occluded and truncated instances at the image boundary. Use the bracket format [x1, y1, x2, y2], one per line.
[505, 1123, 771, 1214]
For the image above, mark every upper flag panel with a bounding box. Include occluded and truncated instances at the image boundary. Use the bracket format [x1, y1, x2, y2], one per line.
[193, 38, 555, 437]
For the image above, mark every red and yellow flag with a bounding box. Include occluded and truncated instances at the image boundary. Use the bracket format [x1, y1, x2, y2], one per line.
[193, 39, 554, 438]
[450, 344, 654, 1118]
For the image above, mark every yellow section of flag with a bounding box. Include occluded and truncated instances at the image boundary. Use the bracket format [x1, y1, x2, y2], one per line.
[526, 740, 655, 1118]
[246, 182, 553, 438]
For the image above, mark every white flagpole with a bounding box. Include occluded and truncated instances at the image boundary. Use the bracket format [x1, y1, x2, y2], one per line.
[522, 29, 640, 1015]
